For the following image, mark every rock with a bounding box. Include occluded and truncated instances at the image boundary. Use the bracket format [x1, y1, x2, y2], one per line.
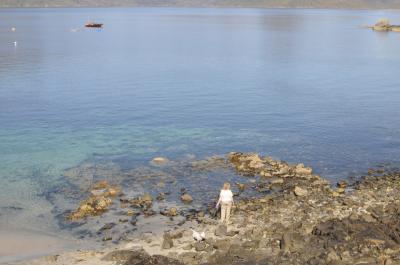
[182, 244, 192, 250]
[123, 250, 184, 265]
[294, 163, 313, 176]
[385, 258, 394, 265]
[102, 250, 139, 262]
[277, 165, 290, 175]
[226, 230, 239, 237]
[167, 207, 178, 217]
[280, 233, 304, 252]
[215, 225, 227, 237]
[102, 236, 112, 241]
[337, 181, 347, 188]
[156, 192, 166, 201]
[141, 193, 153, 203]
[98, 223, 116, 232]
[121, 250, 150, 264]
[260, 171, 272, 178]
[93, 180, 110, 190]
[170, 230, 183, 239]
[213, 239, 231, 250]
[161, 233, 173, 249]
[372, 18, 395, 31]
[68, 195, 113, 220]
[271, 178, 284, 185]
[236, 183, 246, 192]
[391, 26, 400, 32]
[242, 240, 260, 249]
[337, 187, 345, 194]
[126, 210, 136, 216]
[228, 152, 265, 175]
[143, 209, 156, 217]
[294, 186, 308, 197]
[151, 157, 169, 165]
[181, 193, 193, 203]
[326, 250, 340, 262]
[194, 241, 207, 251]
[248, 155, 264, 169]
[105, 187, 120, 197]
[178, 252, 198, 264]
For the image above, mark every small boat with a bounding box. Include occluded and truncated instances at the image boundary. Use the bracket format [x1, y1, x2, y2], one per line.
[85, 22, 103, 28]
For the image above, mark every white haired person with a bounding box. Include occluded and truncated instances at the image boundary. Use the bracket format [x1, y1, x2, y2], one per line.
[216, 182, 234, 224]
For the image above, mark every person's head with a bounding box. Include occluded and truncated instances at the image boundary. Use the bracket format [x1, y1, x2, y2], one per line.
[223, 182, 231, 190]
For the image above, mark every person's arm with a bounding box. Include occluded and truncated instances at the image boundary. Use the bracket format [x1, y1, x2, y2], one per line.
[230, 190, 234, 206]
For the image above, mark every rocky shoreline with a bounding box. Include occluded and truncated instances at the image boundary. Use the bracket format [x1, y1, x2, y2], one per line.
[370, 19, 400, 32]
[9, 152, 400, 265]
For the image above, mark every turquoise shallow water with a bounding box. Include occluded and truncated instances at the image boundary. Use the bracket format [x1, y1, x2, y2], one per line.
[1, 7, 400, 243]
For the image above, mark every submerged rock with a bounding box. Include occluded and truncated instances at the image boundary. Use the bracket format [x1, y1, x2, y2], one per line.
[68, 195, 113, 220]
[168, 207, 178, 217]
[67, 181, 120, 220]
[181, 193, 193, 203]
[151, 157, 169, 165]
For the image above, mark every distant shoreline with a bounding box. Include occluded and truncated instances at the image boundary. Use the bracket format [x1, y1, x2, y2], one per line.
[0, 5, 400, 10]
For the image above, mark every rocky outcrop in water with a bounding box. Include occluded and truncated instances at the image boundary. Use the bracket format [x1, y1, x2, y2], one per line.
[67, 181, 120, 220]
[371, 19, 400, 32]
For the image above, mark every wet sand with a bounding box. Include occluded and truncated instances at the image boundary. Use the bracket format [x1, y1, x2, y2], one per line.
[0, 229, 77, 264]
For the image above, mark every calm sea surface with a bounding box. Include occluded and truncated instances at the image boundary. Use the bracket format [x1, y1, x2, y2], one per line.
[0, 7, 400, 246]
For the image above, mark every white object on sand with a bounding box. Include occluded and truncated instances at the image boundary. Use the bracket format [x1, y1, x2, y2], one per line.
[13, 41, 17, 47]
[191, 229, 206, 241]
[11, 27, 16, 32]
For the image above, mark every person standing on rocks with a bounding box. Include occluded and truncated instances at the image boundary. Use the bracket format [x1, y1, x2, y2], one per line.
[216, 182, 234, 224]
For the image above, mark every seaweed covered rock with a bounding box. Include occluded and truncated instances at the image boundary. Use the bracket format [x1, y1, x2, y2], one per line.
[67, 181, 120, 220]
[227, 152, 314, 179]
[228, 152, 265, 176]
[68, 195, 112, 220]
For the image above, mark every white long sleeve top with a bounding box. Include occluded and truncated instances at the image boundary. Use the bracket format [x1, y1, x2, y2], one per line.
[219, 189, 233, 203]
